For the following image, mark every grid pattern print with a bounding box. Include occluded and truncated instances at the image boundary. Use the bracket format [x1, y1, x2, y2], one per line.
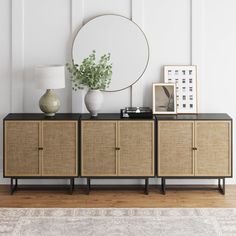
[164, 65, 197, 113]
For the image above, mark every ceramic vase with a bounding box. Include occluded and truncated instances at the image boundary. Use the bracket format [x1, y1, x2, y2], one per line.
[85, 89, 103, 116]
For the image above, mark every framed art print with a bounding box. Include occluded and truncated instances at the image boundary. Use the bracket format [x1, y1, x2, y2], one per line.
[164, 65, 198, 114]
[153, 83, 176, 114]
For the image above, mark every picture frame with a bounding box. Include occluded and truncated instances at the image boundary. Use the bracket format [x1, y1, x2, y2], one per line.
[164, 65, 198, 114]
[152, 83, 177, 114]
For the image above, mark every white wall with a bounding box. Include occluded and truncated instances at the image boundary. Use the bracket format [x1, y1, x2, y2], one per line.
[0, 0, 11, 174]
[0, 0, 235, 185]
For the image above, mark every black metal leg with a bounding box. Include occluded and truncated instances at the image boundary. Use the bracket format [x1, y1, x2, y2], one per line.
[10, 178, 17, 195]
[218, 178, 225, 195]
[223, 178, 225, 195]
[144, 178, 149, 195]
[10, 178, 13, 195]
[88, 178, 91, 190]
[72, 178, 75, 191]
[161, 178, 166, 195]
[69, 178, 74, 195]
[87, 178, 91, 195]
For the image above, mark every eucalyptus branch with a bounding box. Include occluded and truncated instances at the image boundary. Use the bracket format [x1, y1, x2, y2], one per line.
[66, 50, 112, 91]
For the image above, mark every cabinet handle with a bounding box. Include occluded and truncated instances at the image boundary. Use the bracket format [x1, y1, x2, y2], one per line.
[38, 147, 44, 150]
[192, 147, 198, 151]
[115, 147, 120, 151]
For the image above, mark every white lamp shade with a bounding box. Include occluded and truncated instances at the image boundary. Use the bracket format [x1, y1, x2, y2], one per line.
[35, 65, 65, 89]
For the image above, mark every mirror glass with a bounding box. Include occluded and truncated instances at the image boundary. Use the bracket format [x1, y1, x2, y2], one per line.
[72, 15, 149, 92]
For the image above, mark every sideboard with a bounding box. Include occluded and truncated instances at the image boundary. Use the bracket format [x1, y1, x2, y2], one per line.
[3, 113, 232, 195]
[3, 113, 79, 194]
[80, 114, 155, 194]
[157, 114, 232, 194]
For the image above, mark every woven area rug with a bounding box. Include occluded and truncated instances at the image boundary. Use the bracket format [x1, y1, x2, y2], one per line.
[1, 208, 236, 236]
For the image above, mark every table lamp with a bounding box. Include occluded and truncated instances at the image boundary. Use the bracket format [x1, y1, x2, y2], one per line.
[35, 65, 65, 116]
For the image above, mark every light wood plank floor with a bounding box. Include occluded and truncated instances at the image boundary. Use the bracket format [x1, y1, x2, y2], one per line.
[0, 185, 236, 208]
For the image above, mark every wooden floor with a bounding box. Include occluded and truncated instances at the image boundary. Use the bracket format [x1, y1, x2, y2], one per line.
[0, 185, 236, 208]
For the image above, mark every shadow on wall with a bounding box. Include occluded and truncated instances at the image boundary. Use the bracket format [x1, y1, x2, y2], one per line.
[142, 63, 162, 107]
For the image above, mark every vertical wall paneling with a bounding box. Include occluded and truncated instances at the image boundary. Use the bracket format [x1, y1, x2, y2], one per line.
[130, 0, 144, 107]
[71, 0, 86, 113]
[71, 0, 84, 31]
[191, 0, 205, 112]
[191, 0, 204, 65]
[11, 0, 24, 112]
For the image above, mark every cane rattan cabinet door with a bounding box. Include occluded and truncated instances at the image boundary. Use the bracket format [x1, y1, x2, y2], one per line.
[195, 121, 231, 176]
[158, 121, 194, 176]
[4, 121, 41, 176]
[42, 121, 78, 176]
[119, 121, 154, 176]
[81, 121, 117, 176]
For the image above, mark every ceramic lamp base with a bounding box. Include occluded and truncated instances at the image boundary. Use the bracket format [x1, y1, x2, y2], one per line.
[44, 112, 56, 117]
[39, 89, 60, 116]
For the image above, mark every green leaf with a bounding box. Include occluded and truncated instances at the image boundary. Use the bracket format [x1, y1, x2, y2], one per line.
[66, 51, 112, 91]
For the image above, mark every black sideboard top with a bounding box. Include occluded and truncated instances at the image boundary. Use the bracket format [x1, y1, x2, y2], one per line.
[4, 113, 80, 121]
[81, 113, 232, 120]
[155, 113, 232, 120]
[3, 113, 232, 121]
[80, 113, 155, 120]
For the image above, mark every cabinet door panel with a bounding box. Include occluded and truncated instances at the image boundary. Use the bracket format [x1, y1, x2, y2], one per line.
[4, 121, 41, 176]
[158, 121, 194, 176]
[42, 121, 78, 176]
[81, 121, 117, 176]
[195, 121, 231, 176]
[119, 121, 154, 176]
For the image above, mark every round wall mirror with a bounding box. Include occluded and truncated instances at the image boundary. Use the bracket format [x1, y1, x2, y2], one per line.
[72, 15, 149, 92]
